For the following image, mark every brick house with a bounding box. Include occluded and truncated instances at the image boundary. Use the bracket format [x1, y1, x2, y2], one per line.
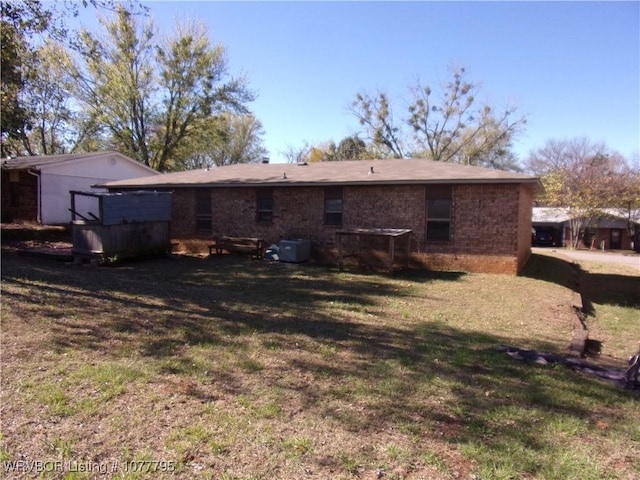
[102, 159, 542, 274]
[533, 207, 640, 251]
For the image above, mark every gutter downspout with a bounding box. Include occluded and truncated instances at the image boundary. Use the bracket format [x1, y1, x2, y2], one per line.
[27, 169, 42, 223]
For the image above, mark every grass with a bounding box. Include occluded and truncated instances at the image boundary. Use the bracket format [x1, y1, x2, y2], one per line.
[1, 243, 639, 479]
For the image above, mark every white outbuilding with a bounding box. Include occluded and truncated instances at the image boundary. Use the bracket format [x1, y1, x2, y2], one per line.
[1, 152, 160, 225]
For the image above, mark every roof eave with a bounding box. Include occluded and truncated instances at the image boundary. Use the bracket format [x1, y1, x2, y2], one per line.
[103, 177, 543, 190]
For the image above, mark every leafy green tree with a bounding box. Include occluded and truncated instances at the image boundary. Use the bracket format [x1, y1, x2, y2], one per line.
[335, 135, 368, 160]
[19, 41, 79, 155]
[69, 6, 255, 171]
[1, 0, 118, 156]
[609, 162, 640, 252]
[210, 114, 268, 166]
[70, 7, 156, 166]
[179, 113, 268, 169]
[351, 67, 526, 169]
[1, 0, 53, 156]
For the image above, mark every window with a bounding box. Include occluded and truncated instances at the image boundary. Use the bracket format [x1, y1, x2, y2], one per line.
[195, 189, 212, 232]
[256, 188, 273, 224]
[426, 185, 452, 242]
[324, 187, 343, 225]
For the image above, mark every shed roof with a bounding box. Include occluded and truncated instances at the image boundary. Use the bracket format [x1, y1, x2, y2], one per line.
[1, 151, 159, 175]
[101, 159, 542, 190]
[533, 207, 640, 225]
[532, 207, 572, 224]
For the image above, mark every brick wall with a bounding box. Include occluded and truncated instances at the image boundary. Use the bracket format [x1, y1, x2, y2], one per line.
[168, 182, 533, 275]
[412, 183, 530, 274]
[1, 170, 39, 223]
[170, 188, 197, 236]
[517, 185, 534, 271]
[587, 227, 634, 251]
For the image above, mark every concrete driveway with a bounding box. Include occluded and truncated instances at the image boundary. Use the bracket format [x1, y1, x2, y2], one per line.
[533, 247, 640, 271]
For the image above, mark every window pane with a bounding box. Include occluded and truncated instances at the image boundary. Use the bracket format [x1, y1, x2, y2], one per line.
[196, 189, 211, 214]
[257, 189, 273, 224]
[258, 211, 273, 223]
[325, 212, 342, 225]
[196, 215, 212, 231]
[196, 189, 211, 232]
[426, 221, 450, 241]
[258, 197, 273, 211]
[324, 187, 343, 225]
[428, 199, 451, 219]
[325, 198, 343, 213]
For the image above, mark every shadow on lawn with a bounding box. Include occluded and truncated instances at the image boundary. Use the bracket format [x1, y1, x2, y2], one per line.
[0, 252, 462, 354]
[522, 253, 640, 312]
[2, 250, 637, 476]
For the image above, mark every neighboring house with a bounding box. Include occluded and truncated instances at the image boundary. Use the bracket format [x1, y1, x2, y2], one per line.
[1, 152, 159, 224]
[102, 159, 542, 275]
[532, 207, 640, 251]
[531, 208, 571, 247]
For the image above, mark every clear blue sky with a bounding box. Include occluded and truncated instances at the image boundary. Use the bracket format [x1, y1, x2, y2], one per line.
[76, 1, 640, 165]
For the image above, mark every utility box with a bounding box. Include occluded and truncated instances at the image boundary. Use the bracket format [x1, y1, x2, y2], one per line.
[278, 239, 311, 263]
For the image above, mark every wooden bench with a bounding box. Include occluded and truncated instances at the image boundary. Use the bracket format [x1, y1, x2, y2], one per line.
[208, 236, 264, 259]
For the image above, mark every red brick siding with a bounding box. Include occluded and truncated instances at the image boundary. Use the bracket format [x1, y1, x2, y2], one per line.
[517, 185, 534, 271]
[168, 182, 533, 275]
[411, 184, 530, 273]
[587, 227, 634, 251]
[453, 184, 519, 255]
[344, 185, 425, 232]
[413, 252, 519, 275]
[1, 170, 39, 223]
[170, 188, 198, 236]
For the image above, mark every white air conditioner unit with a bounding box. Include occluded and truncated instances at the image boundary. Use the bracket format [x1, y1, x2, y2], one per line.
[278, 239, 311, 263]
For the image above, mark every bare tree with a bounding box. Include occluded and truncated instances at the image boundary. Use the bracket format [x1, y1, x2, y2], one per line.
[281, 142, 311, 164]
[350, 91, 405, 158]
[350, 67, 526, 169]
[407, 67, 524, 168]
[526, 137, 634, 248]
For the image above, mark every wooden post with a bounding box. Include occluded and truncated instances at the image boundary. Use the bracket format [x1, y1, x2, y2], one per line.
[405, 233, 411, 269]
[389, 236, 395, 274]
[70, 192, 76, 222]
[337, 232, 344, 271]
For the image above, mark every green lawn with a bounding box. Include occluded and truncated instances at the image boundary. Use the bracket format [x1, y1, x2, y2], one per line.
[1, 248, 638, 479]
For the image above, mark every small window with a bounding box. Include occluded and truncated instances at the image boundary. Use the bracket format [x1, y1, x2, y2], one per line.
[257, 188, 273, 224]
[195, 189, 212, 232]
[426, 185, 452, 242]
[324, 187, 343, 226]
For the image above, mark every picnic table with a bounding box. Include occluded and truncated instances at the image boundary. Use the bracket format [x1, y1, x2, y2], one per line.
[208, 236, 264, 259]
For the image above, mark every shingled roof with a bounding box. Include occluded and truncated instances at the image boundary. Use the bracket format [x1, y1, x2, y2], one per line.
[100, 158, 542, 190]
[1, 151, 159, 174]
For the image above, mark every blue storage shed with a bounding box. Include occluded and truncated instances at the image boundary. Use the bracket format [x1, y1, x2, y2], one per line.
[70, 191, 172, 262]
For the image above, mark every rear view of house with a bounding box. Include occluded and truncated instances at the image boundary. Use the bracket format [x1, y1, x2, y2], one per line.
[1, 152, 159, 225]
[102, 159, 542, 275]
